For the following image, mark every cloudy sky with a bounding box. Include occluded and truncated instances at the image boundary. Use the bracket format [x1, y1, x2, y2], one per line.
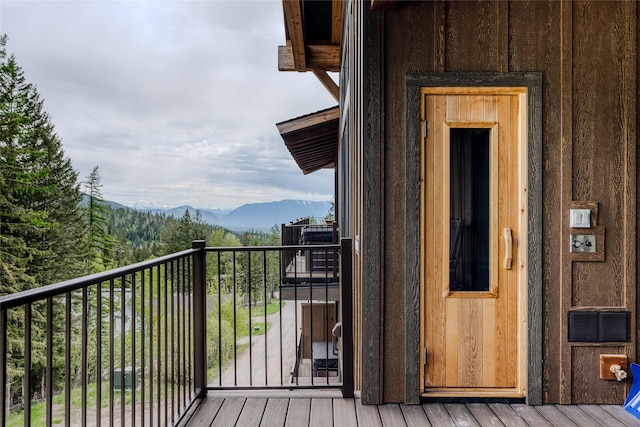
[0, 0, 336, 209]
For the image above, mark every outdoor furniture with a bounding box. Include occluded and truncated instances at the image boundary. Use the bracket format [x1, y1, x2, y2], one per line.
[312, 341, 339, 376]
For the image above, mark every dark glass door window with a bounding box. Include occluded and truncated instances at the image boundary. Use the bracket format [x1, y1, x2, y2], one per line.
[449, 128, 490, 292]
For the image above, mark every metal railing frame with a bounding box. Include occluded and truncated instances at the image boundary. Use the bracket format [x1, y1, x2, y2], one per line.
[0, 248, 202, 426]
[201, 241, 350, 392]
[0, 239, 354, 425]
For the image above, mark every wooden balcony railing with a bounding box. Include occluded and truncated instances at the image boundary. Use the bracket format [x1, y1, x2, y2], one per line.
[0, 239, 352, 426]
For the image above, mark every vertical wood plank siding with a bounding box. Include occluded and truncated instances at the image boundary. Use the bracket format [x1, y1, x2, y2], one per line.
[385, 3, 439, 404]
[567, 0, 637, 404]
[357, 0, 638, 404]
[558, 0, 575, 405]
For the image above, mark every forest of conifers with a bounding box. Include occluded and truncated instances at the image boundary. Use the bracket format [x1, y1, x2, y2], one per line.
[0, 34, 282, 419]
[0, 33, 274, 297]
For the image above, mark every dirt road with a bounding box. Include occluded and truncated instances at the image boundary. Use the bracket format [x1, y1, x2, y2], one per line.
[217, 300, 300, 386]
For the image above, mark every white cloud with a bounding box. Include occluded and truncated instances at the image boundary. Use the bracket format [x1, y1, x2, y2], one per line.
[0, 0, 336, 209]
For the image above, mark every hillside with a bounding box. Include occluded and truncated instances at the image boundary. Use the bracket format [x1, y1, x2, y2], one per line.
[134, 199, 332, 231]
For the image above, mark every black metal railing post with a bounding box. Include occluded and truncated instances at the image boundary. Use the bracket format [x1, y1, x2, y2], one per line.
[24, 303, 32, 426]
[340, 238, 354, 398]
[0, 309, 6, 425]
[192, 240, 207, 398]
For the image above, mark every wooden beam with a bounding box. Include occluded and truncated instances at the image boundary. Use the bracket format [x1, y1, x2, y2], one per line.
[278, 44, 341, 72]
[371, 0, 398, 11]
[312, 69, 340, 102]
[331, 0, 343, 44]
[282, 0, 306, 70]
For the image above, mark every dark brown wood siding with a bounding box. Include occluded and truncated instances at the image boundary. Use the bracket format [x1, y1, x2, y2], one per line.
[373, 0, 638, 404]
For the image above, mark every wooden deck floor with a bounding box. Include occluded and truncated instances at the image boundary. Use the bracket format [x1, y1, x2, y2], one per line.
[180, 392, 640, 426]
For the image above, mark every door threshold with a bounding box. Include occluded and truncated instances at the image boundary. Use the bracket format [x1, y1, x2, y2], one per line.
[423, 388, 525, 399]
[421, 395, 526, 404]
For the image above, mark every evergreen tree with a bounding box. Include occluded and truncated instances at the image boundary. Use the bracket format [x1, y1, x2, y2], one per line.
[0, 34, 47, 295]
[207, 228, 241, 293]
[0, 34, 85, 409]
[161, 209, 212, 254]
[84, 166, 114, 273]
[27, 123, 85, 285]
[106, 206, 168, 262]
[263, 225, 281, 300]
[0, 34, 84, 288]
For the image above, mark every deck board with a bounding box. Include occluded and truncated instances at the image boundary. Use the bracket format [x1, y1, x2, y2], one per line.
[423, 402, 456, 426]
[333, 398, 358, 427]
[284, 397, 311, 427]
[489, 403, 537, 427]
[534, 404, 579, 426]
[186, 395, 640, 427]
[580, 404, 632, 427]
[377, 403, 406, 427]
[602, 404, 640, 427]
[507, 404, 553, 426]
[354, 398, 382, 426]
[444, 403, 481, 426]
[260, 398, 289, 427]
[186, 396, 224, 427]
[555, 404, 603, 427]
[310, 398, 333, 427]
[237, 398, 267, 426]
[210, 397, 245, 427]
[400, 404, 432, 427]
[466, 403, 505, 426]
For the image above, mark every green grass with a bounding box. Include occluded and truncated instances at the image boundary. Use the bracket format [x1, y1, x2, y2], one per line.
[7, 380, 174, 426]
[6, 403, 46, 427]
[249, 321, 267, 335]
[250, 299, 284, 317]
[8, 300, 284, 426]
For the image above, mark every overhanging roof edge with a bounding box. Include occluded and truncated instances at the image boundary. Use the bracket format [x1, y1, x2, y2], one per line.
[277, 106, 340, 175]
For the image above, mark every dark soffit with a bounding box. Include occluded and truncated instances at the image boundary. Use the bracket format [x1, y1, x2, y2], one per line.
[276, 106, 339, 175]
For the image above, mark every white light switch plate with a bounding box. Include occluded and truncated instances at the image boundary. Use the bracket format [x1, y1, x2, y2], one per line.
[570, 209, 591, 228]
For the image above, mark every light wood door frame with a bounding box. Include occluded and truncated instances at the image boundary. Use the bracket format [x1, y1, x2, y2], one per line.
[421, 88, 526, 398]
[404, 73, 543, 405]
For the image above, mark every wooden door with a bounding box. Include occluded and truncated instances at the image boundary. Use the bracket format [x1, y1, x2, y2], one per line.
[421, 88, 527, 397]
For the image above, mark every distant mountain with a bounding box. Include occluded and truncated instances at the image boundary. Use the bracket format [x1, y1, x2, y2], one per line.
[221, 200, 332, 230]
[130, 200, 332, 231]
[136, 204, 231, 218]
[81, 193, 129, 210]
[161, 206, 225, 226]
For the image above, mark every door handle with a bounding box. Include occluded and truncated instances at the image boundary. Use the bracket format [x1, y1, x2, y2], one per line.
[503, 227, 513, 270]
